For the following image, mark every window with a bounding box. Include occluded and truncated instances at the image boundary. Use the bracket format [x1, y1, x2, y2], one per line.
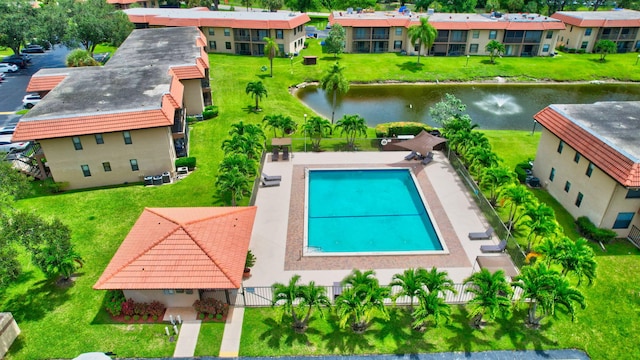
[394, 40, 402, 50]
[557, 140, 564, 154]
[564, 181, 571, 192]
[613, 212, 635, 229]
[278, 44, 284, 54]
[208, 28, 215, 36]
[276, 29, 283, 39]
[575, 192, 583, 207]
[546, 31, 553, 39]
[81, 164, 91, 177]
[626, 189, 640, 198]
[72, 136, 83, 150]
[225, 42, 231, 50]
[549, 167, 556, 181]
[130, 159, 139, 171]
[123, 131, 132, 145]
[489, 30, 497, 40]
[469, 44, 479, 53]
[585, 28, 592, 36]
[95, 134, 104, 144]
[472, 30, 479, 39]
[581, 41, 588, 49]
[414, 43, 420, 52]
[163, 289, 175, 295]
[395, 27, 402, 36]
[209, 41, 216, 50]
[102, 162, 111, 172]
[224, 28, 230, 36]
[542, 44, 550, 52]
[574, 152, 581, 163]
[586, 162, 594, 177]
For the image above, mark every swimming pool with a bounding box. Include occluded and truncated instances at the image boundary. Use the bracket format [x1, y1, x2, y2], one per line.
[304, 168, 447, 256]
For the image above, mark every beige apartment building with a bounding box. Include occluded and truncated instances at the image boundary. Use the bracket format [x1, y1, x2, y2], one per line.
[12, 27, 210, 190]
[124, 7, 310, 56]
[551, 9, 640, 53]
[329, 11, 565, 56]
[532, 101, 640, 244]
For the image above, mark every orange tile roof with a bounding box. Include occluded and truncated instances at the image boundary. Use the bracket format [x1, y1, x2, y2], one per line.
[551, 10, 640, 27]
[534, 105, 640, 188]
[107, 0, 139, 4]
[170, 65, 204, 80]
[94, 207, 257, 290]
[26, 75, 67, 92]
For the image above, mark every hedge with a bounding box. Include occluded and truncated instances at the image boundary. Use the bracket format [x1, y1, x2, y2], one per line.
[202, 105, 219, 120]
[176, 156, 196, 169]
[576, 216, 617, 244]
[374, 122, 434, 138]
[514, 161, 533, 184]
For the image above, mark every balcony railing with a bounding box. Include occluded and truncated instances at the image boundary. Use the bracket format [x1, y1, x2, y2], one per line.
[235, 35, 250, 41]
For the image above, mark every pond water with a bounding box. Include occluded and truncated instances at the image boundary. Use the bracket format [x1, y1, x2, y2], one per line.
[296, 83, 640, 130]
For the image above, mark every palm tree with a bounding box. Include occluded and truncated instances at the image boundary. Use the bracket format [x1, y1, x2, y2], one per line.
[486, 40, 506, 64]
[219, 153, 258, 177]
[335, 114, 367, 150]
[221, 133, 264, 159]
[262, 114, 282, 138]
[479, 166, 515, 206]
[419, 266, 456, 296]
[522, 202, 557, 251]
[272, 275, 305, 330]
[215, 167, 251, 206]
[408, 16, 437, 64]
[302, 116, 332, 152]
[390, 268, 426, 309]
[535, 237, 563, 266]
[320, 62, 349, 124]
[550, 273, 586, 321]
[262, 114, 297, 137]
[297, 281, 331, 333]
[555, 237, 597, 286]
[499, 184, 535, 231]
[465, 146, 501, 177]
[464, 269, 513, 329]
[411, 290, 451, 331]
[245, 81, 267, 111]
[512, 263, 558, 327]
[228, 121, 265, 141]
[263, 36, 279, 77]
[335, 270, 390, 333]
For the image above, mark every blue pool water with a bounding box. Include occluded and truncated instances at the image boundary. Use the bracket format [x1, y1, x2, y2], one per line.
[306, 169, 444, 254]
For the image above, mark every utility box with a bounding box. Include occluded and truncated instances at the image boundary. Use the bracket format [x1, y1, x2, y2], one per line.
[303, 56, 317, 65]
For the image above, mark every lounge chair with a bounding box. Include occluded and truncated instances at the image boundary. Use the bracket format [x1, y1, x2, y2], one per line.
[404, 151, 419, 161]
[468, 226, 494, 240]
[261, 178, 280, 187]
[271, 147, 279, 161]
[282, 146, 290, 161]
[262, 172, 282, 181]
[480, 240, 507, 253]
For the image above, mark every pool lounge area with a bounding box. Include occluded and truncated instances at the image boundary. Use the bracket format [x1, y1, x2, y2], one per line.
[245, 150, 513, 287]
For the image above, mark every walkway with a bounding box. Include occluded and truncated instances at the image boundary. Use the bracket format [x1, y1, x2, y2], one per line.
[173, 320, 202, 358]
[218, 306, 245, 357]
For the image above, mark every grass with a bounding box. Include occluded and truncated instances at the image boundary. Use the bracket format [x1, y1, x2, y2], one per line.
[193, 322, 225, 356]
[2, 40, 640, 359]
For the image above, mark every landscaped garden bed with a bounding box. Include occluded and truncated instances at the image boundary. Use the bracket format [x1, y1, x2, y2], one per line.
[194, 297, 229, 322]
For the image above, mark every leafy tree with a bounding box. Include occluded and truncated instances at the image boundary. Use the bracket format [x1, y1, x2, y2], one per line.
[242, 0, 253, 10]
[228, 121, 266, 142]
[285, 0, 321, 12]
[221, 133, 264, 160]
[408, 17, 437, 64]
[498, 184, 534, 231]
[297, 281, 331, 332]
[465, 145, 501, 177]
[321, 0, 339, 10]
[594, 40, 617, 62]
[411, 291, 451, 331]
[66, 49, 101, 67]
[414, 0, 433, 11]
[245, 81, 268, 111]
[215, 167, 251, 206]
[33, 1, 69, 49]
[339, 0, 377, 8]
[325, 23, 346, 59]
[219, 153, 258, 177]
[507, 0, 525, 12]
[272, 275, 330, 333]
[390, 268, 426, 309]
[419, 266, 456, 296]
[262, 114, 297, 137]
[335, 114, 367, 150]
[320, 62, 350, 124]
[261, 0, 284, 11]
[512, 263, 559, 326]
[272, 275, 305, 330]
[0, 161, 32, 210]
[441, 0, 477, 12]
[550, 272, 586, 321]
[485, 0, 501, 10]
[479, 166, 515, 206]
[523, 1, 538, 13]
[263, 37, 280, 77]
[522, 202, 557, 251]
[486, 40, 506, 64]
[555, 237, 597, 286]
[429, 93, 467, 125]
[302, 116, 332, 151]
[0, 0, 35, 55]
[335, 269, 389, 333]
[464, 269, 513, 329]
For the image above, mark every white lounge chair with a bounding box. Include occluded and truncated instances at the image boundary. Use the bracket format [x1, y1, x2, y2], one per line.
[468, 226, 494, 240]
[480, 240, 507, 253]
[262, 172, 282, 181]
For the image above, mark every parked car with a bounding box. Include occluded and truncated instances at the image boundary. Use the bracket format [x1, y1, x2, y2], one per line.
[6, 54, 31, 63]
[0, 125, 16, 135]
[0, 63, 18, 73]
[21, 44, 45, 53]
[0, 135, 31, 153]
[2, 56, 26, 68]
[22, 94, 42, 109]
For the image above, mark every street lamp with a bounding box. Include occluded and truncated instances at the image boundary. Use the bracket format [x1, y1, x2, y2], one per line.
[303, 113, 308, 152]
[636, 54, 640, 65]
[466, 55, 470, 67]
[290, 54, 294, 74]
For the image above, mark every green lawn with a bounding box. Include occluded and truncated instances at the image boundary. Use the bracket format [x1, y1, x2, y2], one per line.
[3, 41, 640, 359]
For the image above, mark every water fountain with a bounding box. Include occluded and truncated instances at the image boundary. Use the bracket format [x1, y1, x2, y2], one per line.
[473, 94, 523, 116]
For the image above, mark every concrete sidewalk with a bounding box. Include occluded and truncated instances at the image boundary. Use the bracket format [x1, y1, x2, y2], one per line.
[172, 320, 202, 358]
[219, 306, 245, 357]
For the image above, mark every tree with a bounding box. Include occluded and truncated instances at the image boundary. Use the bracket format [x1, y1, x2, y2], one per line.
[479, 166, 515, 206]
[550, 272, 586, 321]
[325, 24, 346, 59]
[284, 0, 321, 12]
[242, 0, 253, 11]
[486, 40, 506, 64]
[262, 114, 297, 137]
[228, 121, 266, 142]
[485, 0, 501, 11]
[594, 40, 617, 62]
[297, 281, 331, 332]
[335, 269, 389, 333]
[66, 49, 100, 67]
[555, 237, 597, 286]
[512, 263, 559, 326]
[465, 145, 500, 177]
[419, 266, 456, 296]
[272, 275, 305, 330]
[0, 0, 35, 55]
[390, 268, 426, 309]
[245, 81, 268, 111]
[263, 37, 279, 77]
[498, 184, 534, 231]
[507, 0, 525, 12]
[219, 153, 258, 177]
[221, 133, 264, 160]
[522, 202, 557, 251]
[215, 167, 251, 206]
[261, 0, 284, 11]
[464, 269, 513, 329]
[302, 116, 332, 151]
[0, 161, 32, 210]
[411, 291, 451, 331]
[408, 17, 437, 64]
[441, 0, 477, 12]
[320, 62, 350, 124]
[429, 93, 467, 125]
[335, 114, 367, 150]
[414, 0, 433, 11]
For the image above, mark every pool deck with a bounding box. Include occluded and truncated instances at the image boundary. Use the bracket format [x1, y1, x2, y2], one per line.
[245, 151, 509, 286]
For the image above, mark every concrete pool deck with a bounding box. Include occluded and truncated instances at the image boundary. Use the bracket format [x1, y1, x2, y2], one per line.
[245, 151, 510, 286]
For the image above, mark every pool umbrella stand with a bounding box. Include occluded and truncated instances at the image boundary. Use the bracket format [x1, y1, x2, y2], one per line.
[394, 130, 447, 156]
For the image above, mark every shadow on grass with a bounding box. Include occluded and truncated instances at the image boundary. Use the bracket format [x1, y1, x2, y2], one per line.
[322, 315, 375, 354]
[257, 73, 272, 80]
[370, 308, 436, 353]
[396, 61, 424, 73]
[4, 334, 25, 357]
[319, 56, 342, 61]
[443, 307, 492, 354]
[493, 309, 558, 350]
[258, 316, 322, 350]
[4, 277, 72, 322]
[243, 105, 262, 114]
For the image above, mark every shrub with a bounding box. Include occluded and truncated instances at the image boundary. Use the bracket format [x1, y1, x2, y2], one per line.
[374, 122, 434, 138]
[576, 216, 617, 243]
[124, 315, 131, 321]
[104, 290, 126, 316]
[133, 315, 140, 321]
[193, 297, 226, 316]
[42, 178, 69, 194]
[202, 105, 219, 120]
[208, 313, 214, 319]
[514, 161, 533, 183]
[121, 298, 136, 317]
[175, 157, 196, 170]
[142, 314, 149, 321]
[147, 301, 166, 318]
[133, 301, 148, 316]
[216, 313, 223, 320]
[199, 313, 205, 320]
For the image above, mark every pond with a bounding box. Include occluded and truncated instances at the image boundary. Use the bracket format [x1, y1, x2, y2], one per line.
[296, 83, 640, 130]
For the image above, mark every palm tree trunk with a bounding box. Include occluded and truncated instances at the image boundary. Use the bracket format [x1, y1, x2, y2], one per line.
[270, 58, 273, 77]
[417, 40, 421, 64]
[331, 89, 337, 124]
[255, 97, 259, 111]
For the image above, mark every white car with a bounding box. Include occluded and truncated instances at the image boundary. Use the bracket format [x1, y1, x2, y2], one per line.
[0, 135, 31, 153]
[0, 63, 18, 73]
[22, 94, 41, 109]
